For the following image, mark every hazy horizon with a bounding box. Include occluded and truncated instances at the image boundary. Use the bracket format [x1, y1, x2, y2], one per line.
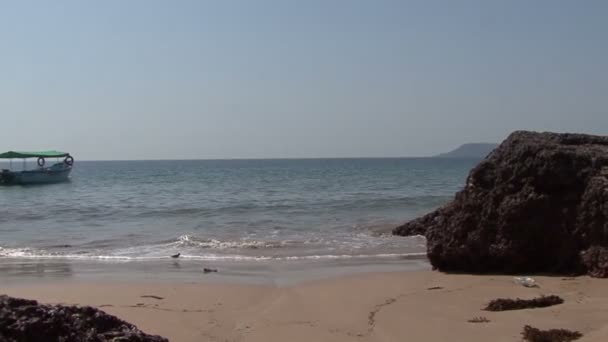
[1, 1, 607, 160]
[2, 141, 498, 161]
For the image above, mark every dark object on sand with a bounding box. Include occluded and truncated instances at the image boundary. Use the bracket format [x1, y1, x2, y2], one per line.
[170, 253, 180, 258]
[394, 131, 608, 277]
[140, 295, 164, 300]
[0, 295, 168, 342]
[522, 325, 582, 342]
[467, 316, 490, 323]
[427, 286, 443, 290]
[203, 268, 217, 273]
[484, 295, 563, 312]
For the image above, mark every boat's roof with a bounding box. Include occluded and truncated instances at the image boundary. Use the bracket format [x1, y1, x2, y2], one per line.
[0, 150, 70, 159]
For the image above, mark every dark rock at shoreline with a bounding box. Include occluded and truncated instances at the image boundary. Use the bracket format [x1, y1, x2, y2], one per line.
[394, 131, 608, 276]
[581, 246, 608, 278]
[0, 295, 168, 342]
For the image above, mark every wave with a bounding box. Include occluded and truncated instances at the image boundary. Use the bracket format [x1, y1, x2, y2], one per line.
[169, 234, 311, 249]
[0, 232, 426, 262]
[0, 246, 425, 262]
[0, 195, 452, 223]
[137, 195, 453, 217]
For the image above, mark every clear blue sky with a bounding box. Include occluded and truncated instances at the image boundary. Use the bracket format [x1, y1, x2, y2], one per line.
[1, 0, 606, 160]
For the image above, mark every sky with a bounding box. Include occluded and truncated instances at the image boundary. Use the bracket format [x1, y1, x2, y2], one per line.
[1, 0, 607, 160]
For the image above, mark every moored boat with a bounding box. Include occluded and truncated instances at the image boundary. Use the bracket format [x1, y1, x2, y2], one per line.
[0, 151, 74, 185]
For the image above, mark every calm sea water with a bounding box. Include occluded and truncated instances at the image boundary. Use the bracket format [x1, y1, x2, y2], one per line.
[0, 158, 475, 264]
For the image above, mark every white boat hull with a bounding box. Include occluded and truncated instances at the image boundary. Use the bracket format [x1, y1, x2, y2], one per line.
[1, 166, 72, 185]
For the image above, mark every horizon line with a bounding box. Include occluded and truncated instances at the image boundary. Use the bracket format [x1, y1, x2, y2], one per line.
[70, 155, 485, 162]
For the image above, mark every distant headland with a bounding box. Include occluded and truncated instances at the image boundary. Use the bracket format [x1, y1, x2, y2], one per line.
[434, 143, 498, 159]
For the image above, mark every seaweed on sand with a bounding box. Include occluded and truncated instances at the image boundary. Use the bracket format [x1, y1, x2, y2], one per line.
[522, 325, 582, 342]
[484, 295, 563, 311]
[467, 316, 490, 323]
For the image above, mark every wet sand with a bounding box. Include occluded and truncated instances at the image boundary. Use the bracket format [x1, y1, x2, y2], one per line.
[4, 271, 607, 341]
[0, 256, 429, 286]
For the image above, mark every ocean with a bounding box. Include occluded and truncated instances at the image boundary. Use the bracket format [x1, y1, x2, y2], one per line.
[0, 158, 476, 283]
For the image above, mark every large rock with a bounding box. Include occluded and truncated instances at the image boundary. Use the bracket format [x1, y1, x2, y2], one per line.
[394, 131, 608, 276]
[0, 295, 168, 342]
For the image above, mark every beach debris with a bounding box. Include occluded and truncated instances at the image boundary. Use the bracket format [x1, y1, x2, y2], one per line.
[0, 295, 168, 341]
[522, 325, 582, 342]
[170, 253, 181, 258]
[484, 295, 564, 312]
[514, 276, 539, 288]
[203, 268, 218, 273]
[427, 286, 444, 290]
[467, 316, 490, 323]
[141, 295, 164, 300]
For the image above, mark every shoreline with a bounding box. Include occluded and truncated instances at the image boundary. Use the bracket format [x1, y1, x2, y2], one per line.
[3, 270, 607, 341]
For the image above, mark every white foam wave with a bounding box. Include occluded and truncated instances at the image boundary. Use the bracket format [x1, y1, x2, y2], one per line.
[174, 234, 303, 249]
[0, 246, 425, 262]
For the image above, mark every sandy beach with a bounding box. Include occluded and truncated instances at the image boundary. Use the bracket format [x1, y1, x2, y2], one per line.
[4, 270, 607, 341]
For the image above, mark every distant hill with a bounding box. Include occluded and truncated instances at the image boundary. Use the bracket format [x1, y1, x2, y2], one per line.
[435, 143, 498, 159]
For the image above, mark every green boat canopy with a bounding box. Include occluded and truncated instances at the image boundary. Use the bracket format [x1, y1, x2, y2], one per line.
[0, 151, 70, 159]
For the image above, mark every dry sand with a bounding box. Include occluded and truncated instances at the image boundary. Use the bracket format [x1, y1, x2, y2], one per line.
[4, 271, 607, 341]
